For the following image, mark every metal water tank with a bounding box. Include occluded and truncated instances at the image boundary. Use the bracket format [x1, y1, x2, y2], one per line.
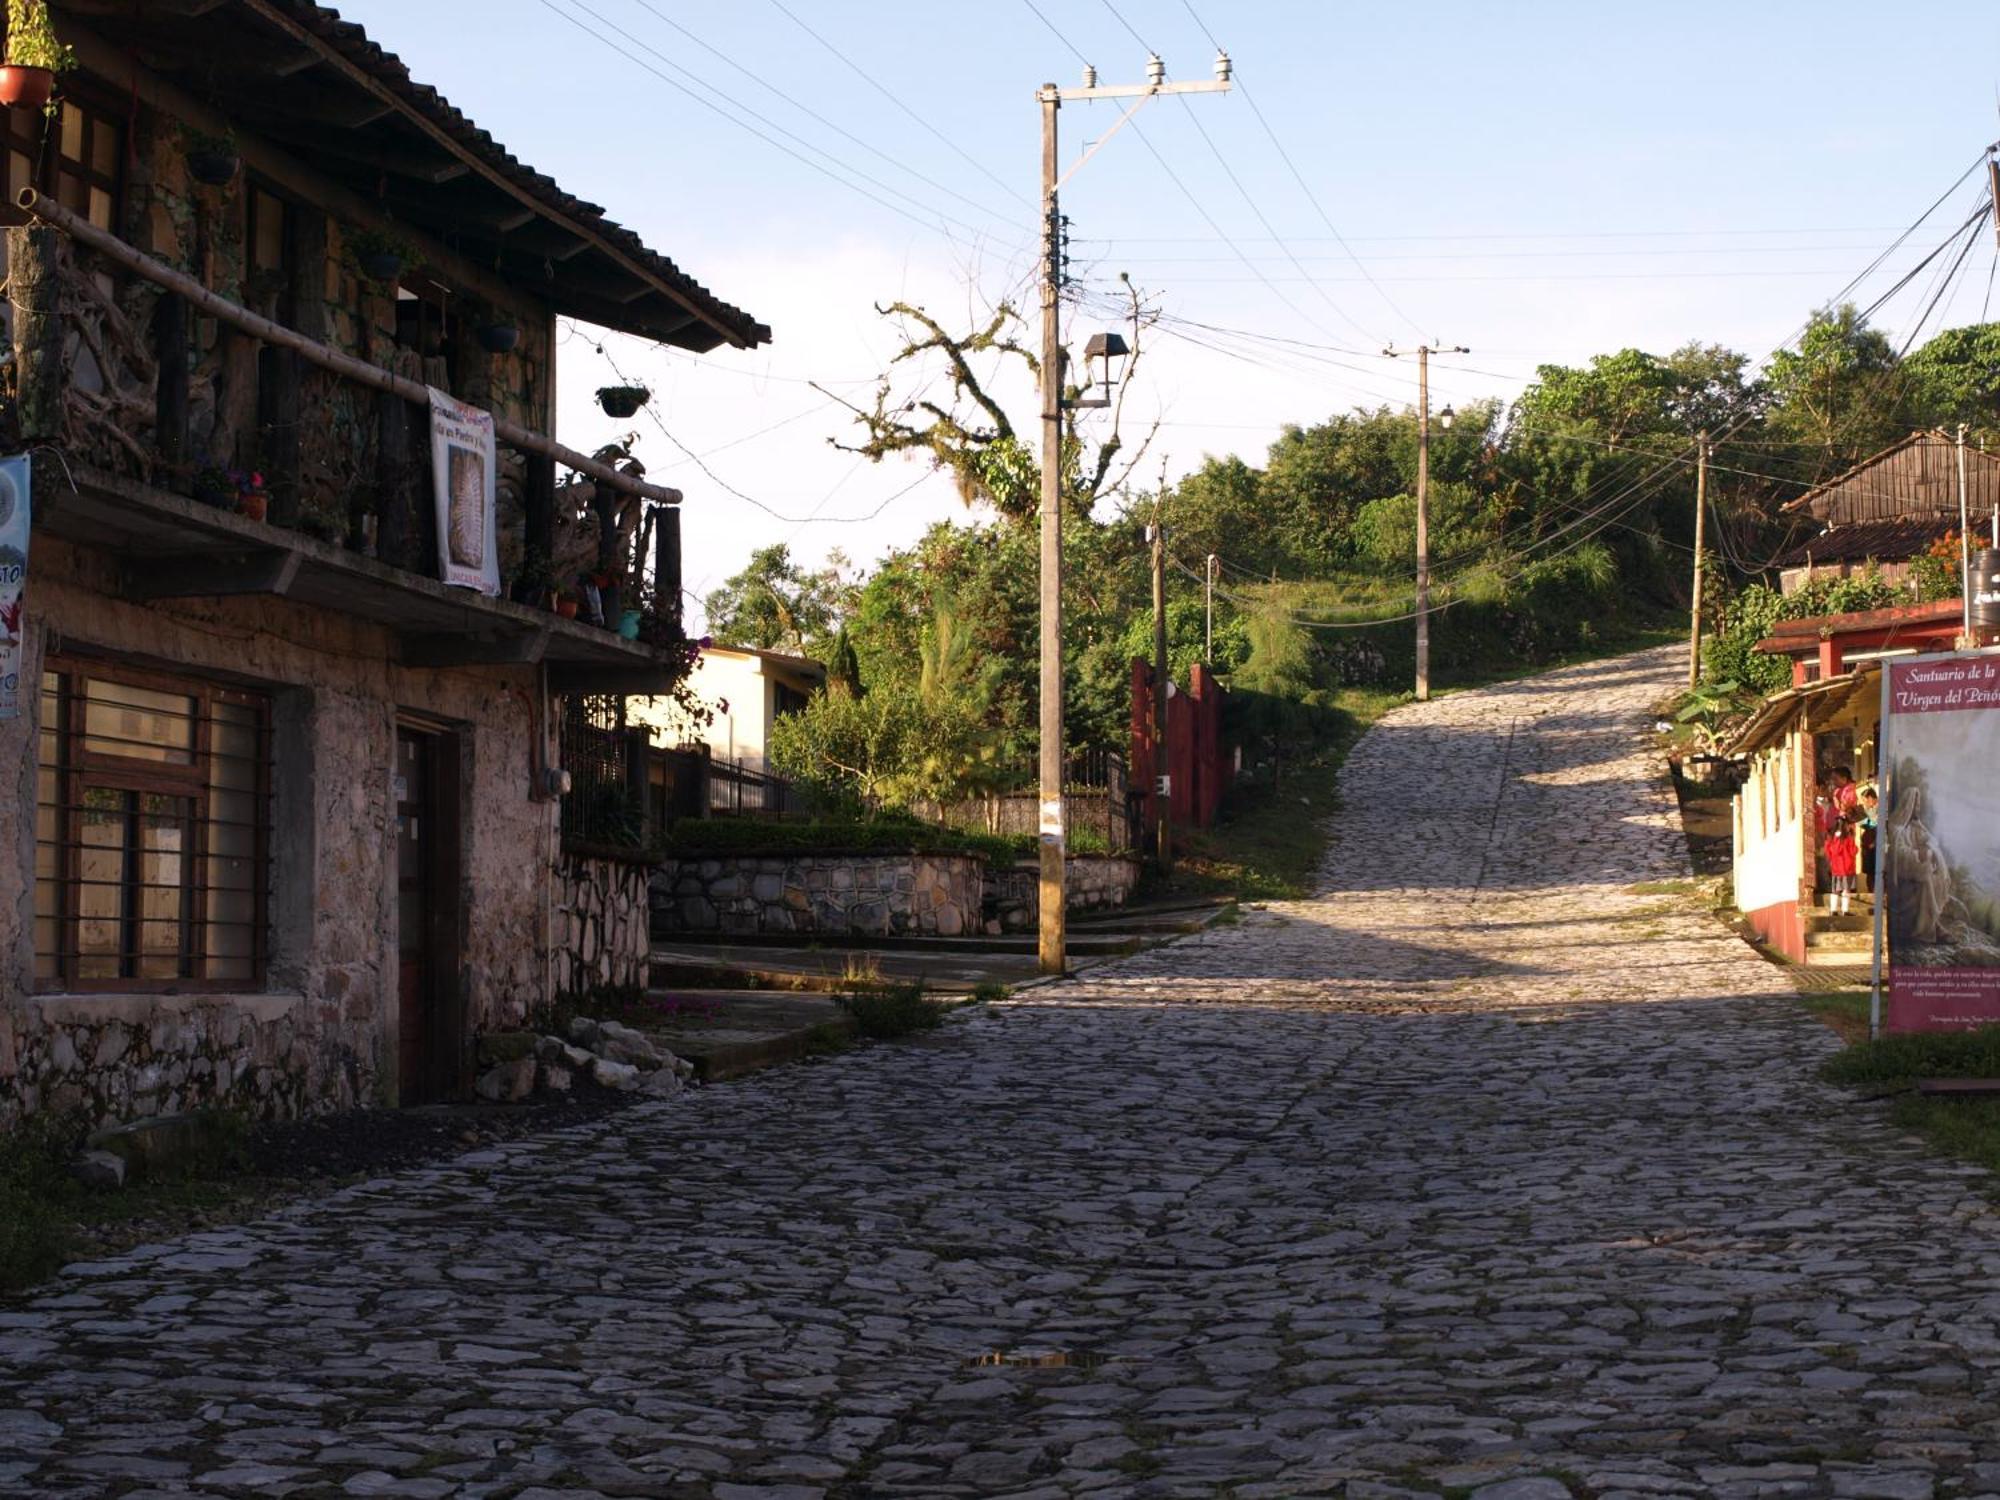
[1973, 547, 2000, 633]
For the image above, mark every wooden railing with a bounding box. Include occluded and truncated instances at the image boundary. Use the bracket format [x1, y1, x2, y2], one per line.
[9, 192, 684, 628]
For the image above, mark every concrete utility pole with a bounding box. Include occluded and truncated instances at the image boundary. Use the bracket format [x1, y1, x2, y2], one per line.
[1034, 52, 1230, 975]
[1151, 509, 1171, 873]
[1384, 342, 1465, 701]
[1688, 431, 1708, 692]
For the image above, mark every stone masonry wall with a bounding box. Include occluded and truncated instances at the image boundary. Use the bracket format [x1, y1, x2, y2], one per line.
[654, 855, 984, 939]
[554, 852, 653, 998]
[991, 856, 1143, 935]
[1, 539, 557, 1133]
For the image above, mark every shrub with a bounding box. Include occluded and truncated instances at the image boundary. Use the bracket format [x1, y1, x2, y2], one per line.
[664, 814, 1027, 871]
[838, 982, 946, 1039]
[1822, 1025, 2000, 1087]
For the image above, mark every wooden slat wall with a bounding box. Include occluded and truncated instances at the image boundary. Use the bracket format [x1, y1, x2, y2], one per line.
[1811, 434, 2000, 526]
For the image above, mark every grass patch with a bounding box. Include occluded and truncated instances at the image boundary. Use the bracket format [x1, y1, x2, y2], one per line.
[1799, 990, 1871, 1046]
[1820, 1024, 2000, 1087]
[836, 982, 947, 1040]
[968, 981, 1013, 1005]
[1625, 879, 1698, 898]
[1880, 1094, 2000, 1176]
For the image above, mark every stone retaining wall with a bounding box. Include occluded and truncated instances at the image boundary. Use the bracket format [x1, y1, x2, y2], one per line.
[990, 855, 1143, 934]
[1, 993, 367, 1134]
[553, 851, 654, 997]
[653, 854, 984, 938]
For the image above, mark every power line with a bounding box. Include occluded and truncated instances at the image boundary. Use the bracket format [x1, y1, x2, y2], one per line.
[764, 0, 1032, 210]
[535, 0, 1022, 252]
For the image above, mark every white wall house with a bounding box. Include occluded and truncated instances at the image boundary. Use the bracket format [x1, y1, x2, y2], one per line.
[631, 645, 825, 774]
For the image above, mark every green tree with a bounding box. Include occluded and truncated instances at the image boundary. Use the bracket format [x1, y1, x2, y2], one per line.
[703, 543, 845, 654]
[1901, 322, 2000, 443]
[1764, 304, 1910, 481]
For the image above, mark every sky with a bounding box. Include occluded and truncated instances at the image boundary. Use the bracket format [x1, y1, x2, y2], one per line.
[331, 0, 2000, 625]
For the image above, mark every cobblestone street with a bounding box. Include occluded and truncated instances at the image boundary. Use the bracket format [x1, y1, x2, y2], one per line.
[8, 644, 2000, 1499]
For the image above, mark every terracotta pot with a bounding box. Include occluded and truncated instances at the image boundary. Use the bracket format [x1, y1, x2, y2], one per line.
[555, 597, 579, 619]
[0, 67, 55, 111]
[238, 490, 268, 523]
[187, 149, 238, 186]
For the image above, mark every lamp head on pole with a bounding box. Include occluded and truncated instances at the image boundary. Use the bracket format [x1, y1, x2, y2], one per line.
[1068, 330, 1130, 409]
[1437, 403, 1455, 431]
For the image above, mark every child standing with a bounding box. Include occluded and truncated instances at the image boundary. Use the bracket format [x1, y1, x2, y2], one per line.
[1824, 809, 1860, 915]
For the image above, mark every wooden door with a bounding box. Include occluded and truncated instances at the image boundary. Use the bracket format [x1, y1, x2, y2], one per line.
[395, 726, 463, 1104]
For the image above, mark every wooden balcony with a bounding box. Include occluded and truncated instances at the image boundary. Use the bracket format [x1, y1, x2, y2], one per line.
[10, 195, 691, 694]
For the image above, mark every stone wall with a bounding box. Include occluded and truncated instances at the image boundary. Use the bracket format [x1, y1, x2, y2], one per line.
[654, 854, 984, 938]
[0, 539, 559, 1133]
[990, 856, 1143, 934]
[554, 851, 653, 998]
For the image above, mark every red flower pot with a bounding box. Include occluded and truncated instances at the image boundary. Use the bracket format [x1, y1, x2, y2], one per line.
[0, 67, 55, 111]
[238, 490, 268, 523]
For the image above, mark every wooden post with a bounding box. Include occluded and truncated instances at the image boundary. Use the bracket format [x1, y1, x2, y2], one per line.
[655, 504, 681, 631]
[154, 291, 188, 468]
[376, 388, 416, 570]
[9, 225, 63, 443]
[521, 452, 555, 604]
[1688, 431, 1708, 691]
[258, 345, 302, 527]
[1151, 516, 1171, 873]
[1036, 82, 1066, 976]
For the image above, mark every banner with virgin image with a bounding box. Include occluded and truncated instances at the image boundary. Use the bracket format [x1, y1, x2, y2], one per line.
[0, 453, 30, 719]
[428, 387, 500, 597]
[1880, 652, 2000, 1031]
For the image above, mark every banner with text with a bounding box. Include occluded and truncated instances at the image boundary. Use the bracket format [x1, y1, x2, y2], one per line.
[0, 453, 30, 719]
[1882, 653, 2000, 1031]
[428, 387, 499, 597]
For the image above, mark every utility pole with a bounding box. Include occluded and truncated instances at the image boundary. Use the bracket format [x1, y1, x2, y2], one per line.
[1688, 431, 1708, 691]
[1383, 342, 1466, 701]
[1151, 491, 1171, 874]
[1959, 422, 1972, 640]
[1204, 553, 1217, 663]
[1033, 52, 1230, 975]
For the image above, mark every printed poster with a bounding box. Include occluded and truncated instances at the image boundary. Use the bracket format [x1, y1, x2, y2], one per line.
[0, 453, 29, 719]
[427, 387, 499, 597]
[1880, 653, 2000, 1031]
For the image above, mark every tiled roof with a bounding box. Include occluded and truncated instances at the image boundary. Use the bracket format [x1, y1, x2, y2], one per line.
[1769, 517, 1956, 570]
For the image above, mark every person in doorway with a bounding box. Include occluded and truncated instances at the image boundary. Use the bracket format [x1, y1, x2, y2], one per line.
[1824, 807, 1860, 915]
[1856, 784, 1880, 891]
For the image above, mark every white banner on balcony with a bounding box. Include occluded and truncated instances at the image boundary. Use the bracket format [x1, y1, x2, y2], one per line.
[0, 453, 29, 720]
[428, 387, 500, 597]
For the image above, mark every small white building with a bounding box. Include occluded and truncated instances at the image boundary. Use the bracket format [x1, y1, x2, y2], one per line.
[632, 644, 824, 775]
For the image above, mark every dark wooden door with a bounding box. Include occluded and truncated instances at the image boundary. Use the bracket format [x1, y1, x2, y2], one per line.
[396, 726, 463, 1104]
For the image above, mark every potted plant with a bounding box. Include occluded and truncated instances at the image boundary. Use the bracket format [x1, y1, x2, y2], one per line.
[553, 592, 580, 620]
[189, 460, 236, 508]
[348, 225, 413, 285]
[0, 0, 72, 112]
[473, 304, 519, 354]
[234, 468, 268, 522]
[595, 384, 650, 419]
[183, 126, 238, 187]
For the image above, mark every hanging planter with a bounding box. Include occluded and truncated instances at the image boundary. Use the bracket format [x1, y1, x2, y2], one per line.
[1, 1, 73, 112]
[347, 225, 413, 287]
[596, 384, 650, 419]
[0, 65, 53, 110]
[184, 129, 239, 186]
[475, 320, 519, 354]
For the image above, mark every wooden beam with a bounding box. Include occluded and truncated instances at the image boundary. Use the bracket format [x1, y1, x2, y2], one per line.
[20, 191, 683, 506]
[494, 207, 539, 233]
[236, 0, 753, 350]
[402, 627, 551, 668]
[126, 550, 303, 601]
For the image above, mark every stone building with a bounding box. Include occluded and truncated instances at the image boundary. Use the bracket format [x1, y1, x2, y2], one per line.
[0, 3, 768, 1130]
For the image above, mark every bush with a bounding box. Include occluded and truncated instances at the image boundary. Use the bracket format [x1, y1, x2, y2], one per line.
[838, 982, 946, 1039]
[665, 814, 1027, 870]
[1703, 570, 1902, 695]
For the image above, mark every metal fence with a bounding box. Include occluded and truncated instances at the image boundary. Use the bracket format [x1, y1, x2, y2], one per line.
[707, 757, 803, 818]
[559, 696, 651, 853]
[915, 751, 1138, 852]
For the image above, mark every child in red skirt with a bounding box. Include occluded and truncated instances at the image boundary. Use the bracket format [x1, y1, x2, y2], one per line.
[1824, 812, 1860, 915]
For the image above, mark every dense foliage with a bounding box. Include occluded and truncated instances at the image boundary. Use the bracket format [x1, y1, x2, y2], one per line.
[726, 301, 2000, 810]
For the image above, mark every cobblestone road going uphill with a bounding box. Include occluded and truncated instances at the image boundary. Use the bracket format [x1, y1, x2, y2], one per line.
[8, 644, 2000, 1499]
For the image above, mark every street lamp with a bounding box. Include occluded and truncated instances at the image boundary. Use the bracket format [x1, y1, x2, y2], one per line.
[1067, 331, 1130, 410]
[1437, 403, 1455, 431]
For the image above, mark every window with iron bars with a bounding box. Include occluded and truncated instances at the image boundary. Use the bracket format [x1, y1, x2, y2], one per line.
[35, 661, 271, 990]
[558, 694, 653, 857]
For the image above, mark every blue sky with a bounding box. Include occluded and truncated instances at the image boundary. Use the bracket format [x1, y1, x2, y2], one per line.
[333, 0, 2000, 618]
